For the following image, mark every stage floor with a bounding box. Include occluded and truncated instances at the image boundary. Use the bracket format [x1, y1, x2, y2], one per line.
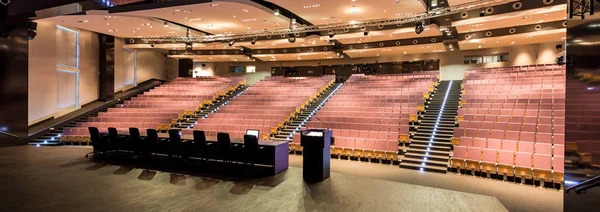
[0, 146, 558, 211]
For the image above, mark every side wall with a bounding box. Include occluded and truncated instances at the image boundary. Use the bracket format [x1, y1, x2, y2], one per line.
[114, 38, 168, 91]
[28, 20, 99, 126]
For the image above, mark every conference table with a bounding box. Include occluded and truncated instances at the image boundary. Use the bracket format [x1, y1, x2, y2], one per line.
[99, 130, 289, 175]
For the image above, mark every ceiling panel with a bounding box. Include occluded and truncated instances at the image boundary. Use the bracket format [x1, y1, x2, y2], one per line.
[115, 1, 289, 35]
[335, 25, 442, 44]
[168, 54, 254, 62]
[345, 43, 447, 58]
[459, 28, 566, 50]
[453, 5, 566, 33]
[267, 0, 426, 25]
[253, 52, 341, 61]
[41, 10, 190, 37]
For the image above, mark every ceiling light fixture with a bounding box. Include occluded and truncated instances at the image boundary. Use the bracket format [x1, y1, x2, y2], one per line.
[185, 42, 193, 51]
[228, 40, 236, 46]
[288, 36, 296, 43]
[364, 31, 369, 36]
[351, 5, 357, 14]
[479, 10, 485, 17]
[163, 22, 169, 27]
[274, 9, 280, 16]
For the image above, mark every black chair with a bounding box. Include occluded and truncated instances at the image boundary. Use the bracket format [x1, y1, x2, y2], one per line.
[217, 132, 232, 163]
[243, 134, 261, 166]
[193, 130, 208, 158]
[168, 129, 183, 158]
[145, 129, 159, 155]
[107, 127, 120, 151]
[86, 127, 107, 158]
[129, 128, 142, 154]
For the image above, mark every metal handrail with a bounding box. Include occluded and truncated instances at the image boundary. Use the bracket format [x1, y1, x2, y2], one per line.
[0, 131, 18, 139]
[566, 175, 600, 194]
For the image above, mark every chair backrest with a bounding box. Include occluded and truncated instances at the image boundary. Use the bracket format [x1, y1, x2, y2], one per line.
[168, 129, 182, 146]
[129, 128, 141, 143]
[244, 134, 259, 152]
[108, 127, 118, 142]
[217, 132, 231, 151]
[193, 130, 207, 149]
[146, 129, 159, 146]
[88, 127, 101, 144]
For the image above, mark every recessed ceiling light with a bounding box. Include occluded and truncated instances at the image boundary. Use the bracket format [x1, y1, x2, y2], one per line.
[210, 3, 218, 7]
[303, 4, 321, 9]
[242, 9, 249, 12]
[242, 18, 257, 22]
[78, 20, 89, 23]
[108, 29, 118, 32]
[189, 18, 202, 22]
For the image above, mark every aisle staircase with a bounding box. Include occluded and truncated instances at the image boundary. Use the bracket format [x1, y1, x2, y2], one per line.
[400, 80, 462, 173]
[272, 82, 343, 142]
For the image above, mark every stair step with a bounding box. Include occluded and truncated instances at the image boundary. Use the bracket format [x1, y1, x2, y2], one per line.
[405, 148, 451, 157]
[399, 163, 447, 174]
[404, 152, 449, 161]
[401, 157, 449, 167]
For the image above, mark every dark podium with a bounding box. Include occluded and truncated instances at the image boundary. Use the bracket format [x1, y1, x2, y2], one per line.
[300, 129, 333, 182]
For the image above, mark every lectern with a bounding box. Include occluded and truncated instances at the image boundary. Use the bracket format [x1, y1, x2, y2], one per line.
[300, 129, 332, 182]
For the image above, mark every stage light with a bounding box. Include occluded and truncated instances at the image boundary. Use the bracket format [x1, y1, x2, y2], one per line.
[151, 43, 155, 47]
[288, 36, 296, 43]
[556, 44, 563, 50]
[274, 9, 280, 16]
[251, 39, 256, 45]
[328, 32, 335, 38]
[415, 22, 424, 34]
[480, 10, 485, 17]
[228, 40, 235, 46]
[185, 42, 193, 51]
[364, 31, 369, 36]
[163, 22, 169, 27]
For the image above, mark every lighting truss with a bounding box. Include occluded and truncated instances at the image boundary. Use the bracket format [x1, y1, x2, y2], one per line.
[569, 0, 599, 19]
[140, 0, 507, 43]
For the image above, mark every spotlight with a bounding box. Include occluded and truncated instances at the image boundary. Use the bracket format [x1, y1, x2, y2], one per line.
[480, 10, 485, 17]
[328, 32, 335, 38]
[364, 31, 369, 36]
[251, 40, 256, 45]
[274, 9, 280, 16]
[185, 42, 193, 51]
[163, 21, 169, 27]
[415, 22, 424, 34]
[288, 36, 296, 43]
[151, 43, 155, 47]
[556, 44, 563, 50]
[228, 40, 235, 46]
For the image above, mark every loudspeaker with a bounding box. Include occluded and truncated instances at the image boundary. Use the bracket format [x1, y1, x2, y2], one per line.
[28, 22, 38, 31]
[27, 30, 37, 40]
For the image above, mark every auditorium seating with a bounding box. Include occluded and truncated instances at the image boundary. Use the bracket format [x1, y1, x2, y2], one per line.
[565, 73, 600, 166]
[304, 72, 438, 161]
[60, 77, 244, 144]
[452, 65, 565, 186]
[190, 76, 335, 140]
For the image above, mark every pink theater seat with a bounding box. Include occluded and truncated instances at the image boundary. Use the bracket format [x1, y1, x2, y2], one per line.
[535, 143, 553, 155]
[467, 147, 482, 161]
[520, 132, 536, 143]
[473, 138, 487, 148]
[334, 137, 346, 147]
[507, 123, 522, 131]
[553, 156, 564, 172]
[502, 140, 518, 151]
[482, 148, 498, 163]
[459, 137, 473, 147]
[453, 128, 465, 138]
[355, 138, 366, 149]
[554, 134, 565, 145]
[453, 146, 467, 159]
[521, 123, 537, 132]
[375, 140, 387, 151]
[498, 150, 515, 165]
[386, 141, 398, 152]
[490, 130, 505, 140]
[536, 133, 553, 144]
[518, 141, 534, 153]
[365, 139, 376, 150]
[553, 144, 565, 157]
[487, 139, 502, 149]
[515, 152, 533, 168]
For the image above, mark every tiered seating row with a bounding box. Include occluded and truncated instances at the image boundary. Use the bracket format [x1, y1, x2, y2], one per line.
[60, 77, 245, 143]
[452, 65, 565, 185]
[300, 72, 438, 161]
[192, 76, 335, 140]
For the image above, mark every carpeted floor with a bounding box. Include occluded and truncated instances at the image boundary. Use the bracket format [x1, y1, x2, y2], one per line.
[0, 146, 562, 211]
